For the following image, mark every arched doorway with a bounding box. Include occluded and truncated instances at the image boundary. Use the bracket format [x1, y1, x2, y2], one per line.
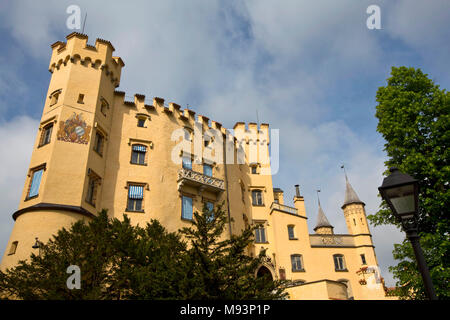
[256, 266, 273, 281]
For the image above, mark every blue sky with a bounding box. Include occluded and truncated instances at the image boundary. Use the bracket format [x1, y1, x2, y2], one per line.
[0, 0, 449, 287]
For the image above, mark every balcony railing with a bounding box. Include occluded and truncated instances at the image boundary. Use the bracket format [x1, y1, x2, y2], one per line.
[309, 234, 355, 247]
[270, 202, 298, 215]
[177, 168, 225, 193]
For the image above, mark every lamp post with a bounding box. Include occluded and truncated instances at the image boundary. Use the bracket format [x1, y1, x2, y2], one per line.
[378, 167, 437, 300]
[32, 237, 43, 257]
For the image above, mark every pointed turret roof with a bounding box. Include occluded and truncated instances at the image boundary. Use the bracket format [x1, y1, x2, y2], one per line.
[342, 174, 365, 208]
[314, 197, 333, 231]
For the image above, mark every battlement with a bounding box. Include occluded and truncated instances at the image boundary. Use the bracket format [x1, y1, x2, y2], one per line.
[233, 122, 270, 145]
[49, 33, 124, 87]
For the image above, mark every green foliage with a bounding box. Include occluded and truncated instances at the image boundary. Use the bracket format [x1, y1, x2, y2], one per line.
[368, 66, 450, 299]
[179, 202, 289, 299]
[0, 206, 288, 300]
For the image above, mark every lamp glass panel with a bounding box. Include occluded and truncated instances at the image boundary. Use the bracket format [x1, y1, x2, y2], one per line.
[389, 194, 415, 214]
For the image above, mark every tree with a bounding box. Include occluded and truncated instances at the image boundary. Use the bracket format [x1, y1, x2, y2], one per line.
[0, 206, 288, 299]
[0, 210, 187, 299]
[368, 66, 450, 299]
[179, 203, 289, 299]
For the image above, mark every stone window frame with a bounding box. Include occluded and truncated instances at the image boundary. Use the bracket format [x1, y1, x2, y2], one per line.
[85, 169, 102, 208]
[49, 89, 62, 106]
[37, 116, 57, 148]
[125, 181, 149, 213]
[333, 254, 348, 272]
[287, 225, 297, 240]
[8, 241, 18, 256]
[253, 220, 268, 244]
[25, 163, 47, 201]
[291, 254, 305, 272]
[100, 97, 109, 117]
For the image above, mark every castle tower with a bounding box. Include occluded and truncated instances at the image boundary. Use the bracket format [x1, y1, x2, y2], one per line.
[314, 203, 334, 235]
[341, 174, 370, 235]
[313, 191, 334, 235]
[1, 33, 124, 270]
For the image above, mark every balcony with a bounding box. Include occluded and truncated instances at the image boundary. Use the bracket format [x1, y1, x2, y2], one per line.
[177, 168, 225, 194]
[270, 202, 298, 215]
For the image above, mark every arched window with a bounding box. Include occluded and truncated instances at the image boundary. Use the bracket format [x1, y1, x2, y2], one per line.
[131, 144, 147, 165]
[333, 254, 347, 271]
[252, 189, 263, 206]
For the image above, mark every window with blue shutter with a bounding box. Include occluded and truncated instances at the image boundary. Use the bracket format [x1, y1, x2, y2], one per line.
[28, 169, 44, 199]
[203, 164, 213, 177]
[206, 201, 214, 222]
[127, 185, 144, 211]
[182, 196, 193, 220]
[131, 145, 147, 165]
[182, 156, 192, 170]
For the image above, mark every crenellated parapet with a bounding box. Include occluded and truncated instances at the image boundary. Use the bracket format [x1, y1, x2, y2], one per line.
[49, 32, 124, 88]
[233, 122, 270, 146]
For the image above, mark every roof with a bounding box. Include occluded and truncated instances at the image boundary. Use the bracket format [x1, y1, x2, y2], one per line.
[342, 176, 365, 208]
[314, 203, 333, 230]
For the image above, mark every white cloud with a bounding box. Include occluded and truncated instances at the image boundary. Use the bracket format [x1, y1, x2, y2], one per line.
[0, 116, 39, 259]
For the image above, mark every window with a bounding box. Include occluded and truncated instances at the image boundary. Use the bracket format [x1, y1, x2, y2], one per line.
[203, 164, 213, 177]
[184, 127, 193, 142]
[291, 254, 304, 272]
[252, 190, 263, 206]
[77, 94, 84, 104]
[255, 224, 267, 243]
[182, 196, 193, 220]
[100, 97, 109, 116]
[8, 241, 18, 255]
[251, 166, 258, 174]
[353, 218, 356, 226]
[49, 89, 61, 106]
[39, 123, 53, 147]
[288, 225, 296, 239]
[279, 268, 286, 280]
[131, 145, 147, 165]
[137, 118, 145, 127]
[94, 131, 104, 156]
[127, 185, 144, 212]
[205, 201, 214, 222]
[274, 198, 279, 204]
[333, 254, 347, 271]
[182, 156, 192, 170]
[86, 173, 101, 207]
[27, 168, 44, 199]
[361, 254, 367, 265]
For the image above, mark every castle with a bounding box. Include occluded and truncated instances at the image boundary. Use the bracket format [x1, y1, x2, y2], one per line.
[0, 33, 393, 300]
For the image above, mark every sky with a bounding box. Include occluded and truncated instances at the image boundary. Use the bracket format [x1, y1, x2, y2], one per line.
[0, 0, 449, 287]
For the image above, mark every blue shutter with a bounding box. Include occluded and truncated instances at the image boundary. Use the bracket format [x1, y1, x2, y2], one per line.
[132, 145, 147, 152]
[28, 169, 43, 198]
[182, 196, 193, 220]
[128, 185, 144, 199]
[182, 157, 192, 170]
[203, 164, 212, 177]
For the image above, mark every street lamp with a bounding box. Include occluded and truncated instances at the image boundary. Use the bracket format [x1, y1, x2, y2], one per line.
[32, 237, 42, 257]
[378, 167, 437, 300]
